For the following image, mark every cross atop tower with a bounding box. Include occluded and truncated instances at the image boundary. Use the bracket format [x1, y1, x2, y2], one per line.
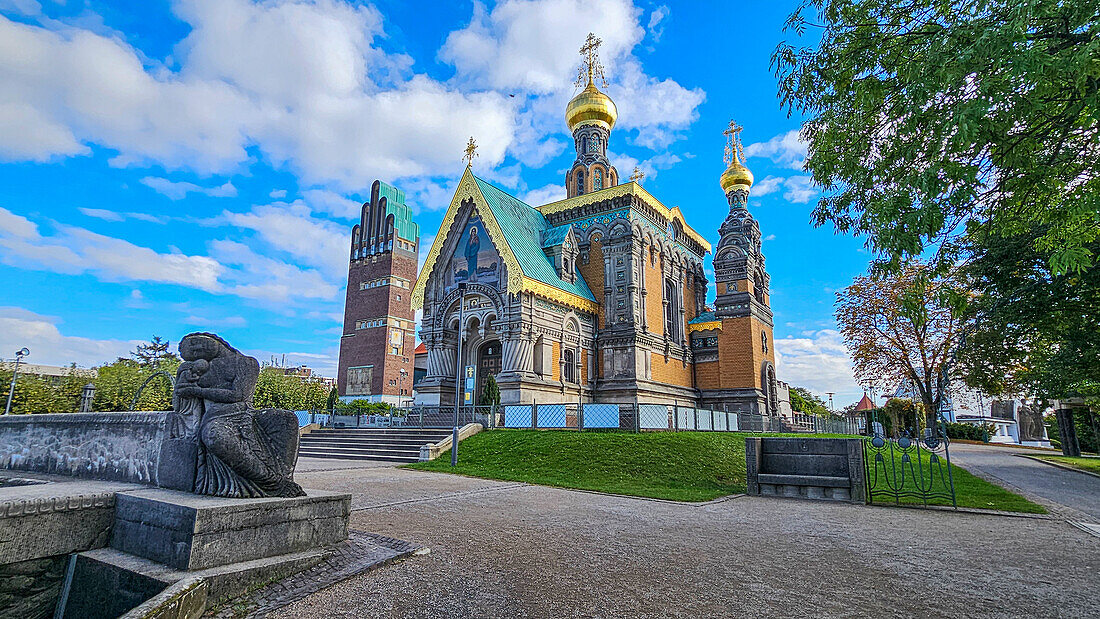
[629, 166, 645, 183]
[576, 33, 608, 88]
[463, 136, 478, 167]
[723, 120, 745, 165]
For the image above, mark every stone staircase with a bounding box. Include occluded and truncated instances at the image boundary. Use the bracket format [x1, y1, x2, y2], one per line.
[297, 428, 453, 463]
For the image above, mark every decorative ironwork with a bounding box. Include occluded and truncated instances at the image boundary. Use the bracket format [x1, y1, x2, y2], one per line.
[864, 421, 957, 507]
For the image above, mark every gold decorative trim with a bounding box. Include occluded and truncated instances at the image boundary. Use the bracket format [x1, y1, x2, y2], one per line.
[687, 321, 722, 334]
[521, 277, 599, 314]
[411, 168, 524, 309]
[535, 182, 711, 252]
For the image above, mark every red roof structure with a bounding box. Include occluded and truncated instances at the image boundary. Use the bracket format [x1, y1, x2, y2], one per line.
[854, 393, 875, 411]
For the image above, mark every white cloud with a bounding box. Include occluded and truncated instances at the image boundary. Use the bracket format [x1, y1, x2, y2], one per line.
[744, 129, 807, 170]
[782, 176, 816, 204]
[522, 184, 566, 206]
[0, 3, 518, 188]
[140, 176, 237, 200]
[269, 189, 288, 199]
[78, 207, 167, 223]
[210, 239, 340, 303]
[0, 207, 223, 288]
[774, 329, 862, 407]
[440, 0, 703, 151]
[223, 201, 348, 278]
[752, 175, 784, 196]
[0, 306, 138, 368]
[301, 188, 362, 220]
[647, 6, 669, 42]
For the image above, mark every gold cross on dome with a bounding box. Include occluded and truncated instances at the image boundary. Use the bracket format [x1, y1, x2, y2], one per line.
[723, 120, 744, 165]
[629, 166, 645, 183]
[463, 136, 478, 167]
[576, 32, 608, 88]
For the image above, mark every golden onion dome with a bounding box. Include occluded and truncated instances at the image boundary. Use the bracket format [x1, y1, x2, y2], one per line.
[719, 158, 754, 193]
[566, 82, 617, 132]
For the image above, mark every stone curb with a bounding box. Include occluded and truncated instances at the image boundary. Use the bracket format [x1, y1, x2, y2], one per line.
[1017, 454, 1100, 480]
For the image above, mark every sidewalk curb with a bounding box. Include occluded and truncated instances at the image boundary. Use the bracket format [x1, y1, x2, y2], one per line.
[1017, 454, 1100, 481]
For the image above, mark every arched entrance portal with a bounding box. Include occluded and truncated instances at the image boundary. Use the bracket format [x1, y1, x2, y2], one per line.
[476, 340, 501, 405]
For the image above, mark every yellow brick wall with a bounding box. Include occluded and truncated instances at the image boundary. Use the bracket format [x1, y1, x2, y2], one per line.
[650, 353, 694, 388]
[684, 278, 697, 322]
[552, 341, 561, 382]
[695, 360, 720, 390]
[581, 349, 588, 384]
[578, 240, 605, 328]
[645, 256, 664, 336]
[716, 317, 776, 390]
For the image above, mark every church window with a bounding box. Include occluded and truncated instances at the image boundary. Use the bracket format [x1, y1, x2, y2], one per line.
[576, 170, 585, 195]
[616, 257, 623, 265]
[595, 168, 604, 190]
[761, 331, 769, 353]
[563, 258, 570, 276]
[664, 280, 678, 340]
[616, 271, 625, 280]
[581, 137, 588, 154]
[563, 349, 576, 383]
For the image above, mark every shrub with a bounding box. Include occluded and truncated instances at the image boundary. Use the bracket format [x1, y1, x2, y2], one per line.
[945, 422, 994, 442]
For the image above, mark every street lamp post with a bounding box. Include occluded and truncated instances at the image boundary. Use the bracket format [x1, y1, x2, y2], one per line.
[4, 348, 30, 415]
[452, 283, 467, 467]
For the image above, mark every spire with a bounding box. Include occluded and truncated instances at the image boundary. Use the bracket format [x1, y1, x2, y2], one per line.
[463, 136, 478, 168]
[720, 120, 754, 204]
[629, 166, 645, 184]
[576, 33, 608, 89]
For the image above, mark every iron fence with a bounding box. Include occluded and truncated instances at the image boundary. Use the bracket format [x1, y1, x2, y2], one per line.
[296, 404, 857, 436]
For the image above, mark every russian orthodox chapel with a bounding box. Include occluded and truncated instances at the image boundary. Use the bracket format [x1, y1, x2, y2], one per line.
[411, 35, 779, 413]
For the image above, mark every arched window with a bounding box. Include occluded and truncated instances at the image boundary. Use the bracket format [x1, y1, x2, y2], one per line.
[562, 258, 570, 276]
[664, 279, 677, 339]
[576, 170, 585, 195]
[595, 168, 604, 190]
[563, 349, 576, 383]
[581, 137, 588, 154]
[754, 270, 766, 304]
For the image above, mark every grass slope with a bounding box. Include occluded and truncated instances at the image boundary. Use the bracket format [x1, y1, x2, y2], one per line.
[867, 448, 1046, 513]
[1034, 455, 1100, 475]
[407, 430, 748, 502]
[408, 429, 1045, 512]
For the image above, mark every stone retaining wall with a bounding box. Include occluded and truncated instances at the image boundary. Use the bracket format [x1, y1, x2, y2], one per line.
[0, 412, 169, 485]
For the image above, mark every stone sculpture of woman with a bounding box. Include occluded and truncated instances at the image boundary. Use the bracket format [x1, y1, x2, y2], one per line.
[173, 333, 305, 498]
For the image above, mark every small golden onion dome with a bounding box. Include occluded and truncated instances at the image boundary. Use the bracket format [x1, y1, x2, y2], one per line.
[566, 82, 617, 132]
[720, 158, 754, 193]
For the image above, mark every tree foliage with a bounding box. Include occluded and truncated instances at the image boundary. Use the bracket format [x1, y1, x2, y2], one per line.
[0, 366, 86, 414]
[480, 375, 501, 408]
[958, 229, 1100, 404]
[775, 0, 1100, 274]
[789, 386, 829, 415]
[835, 263, 960, 425]
[252, 367, 330, 411]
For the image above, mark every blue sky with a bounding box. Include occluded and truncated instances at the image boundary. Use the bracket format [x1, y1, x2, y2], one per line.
[0, 0, 871, 406]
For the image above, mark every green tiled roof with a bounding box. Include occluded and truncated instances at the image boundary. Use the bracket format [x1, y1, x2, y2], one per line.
[379, 181, 419, 242]
[541, 224, 571, 248]
[473, 176, 596, 303]
[689, 311, 718, 324]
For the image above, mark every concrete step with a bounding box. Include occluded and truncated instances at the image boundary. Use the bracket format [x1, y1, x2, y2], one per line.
[298, 445, 420, 457]
[299, 438, 435, 449]
[307, 429, 453, 438]
[297, 450, 420, 463]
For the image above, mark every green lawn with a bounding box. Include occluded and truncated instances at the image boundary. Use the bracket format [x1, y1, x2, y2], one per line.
[866, 447, 1046, 513]
[1033, 455, 1100, 475]
[407, 429, 1045, 512]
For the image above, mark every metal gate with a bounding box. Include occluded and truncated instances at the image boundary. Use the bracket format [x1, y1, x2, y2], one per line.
[864, 424, 957, 508]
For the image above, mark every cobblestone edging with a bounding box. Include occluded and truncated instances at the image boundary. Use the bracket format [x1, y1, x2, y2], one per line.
[209, 531, 421, 618]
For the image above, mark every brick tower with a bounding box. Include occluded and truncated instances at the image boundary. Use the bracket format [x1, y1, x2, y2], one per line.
[695, 122, 778, 414]
[337, 180, 419, 403]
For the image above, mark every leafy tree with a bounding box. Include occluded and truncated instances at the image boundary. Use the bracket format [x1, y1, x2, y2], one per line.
[0, 366, 86, 414]
[93, 356, 178, 412]
[836, 263, 960, 427]
[326, 386, 338, 412]
[789, 387, 829, 416]
[252, 367, 329, 411]
[958, 230, 1100, 405]
[1046, 410, 1100, 454]
[132, 336, 176, 367]
[775, 0, 1100, 275]
[480, 375, 501, 408]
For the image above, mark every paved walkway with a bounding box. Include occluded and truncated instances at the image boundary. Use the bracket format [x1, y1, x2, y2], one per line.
[271, 457, 1100, 618]
[947, 443, 1100, 522]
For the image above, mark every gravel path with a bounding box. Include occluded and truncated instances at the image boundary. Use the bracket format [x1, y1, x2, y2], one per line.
[948, 443, 1100, 521]
[274, 468, 1100, 618]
